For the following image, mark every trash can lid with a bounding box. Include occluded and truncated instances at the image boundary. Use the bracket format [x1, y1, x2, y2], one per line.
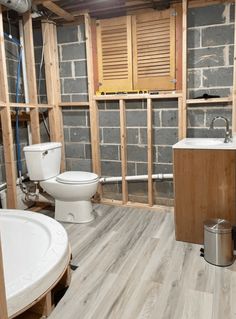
[204, 219, 232, 234]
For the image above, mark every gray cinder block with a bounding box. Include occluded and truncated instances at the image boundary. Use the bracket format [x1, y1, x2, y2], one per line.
[63, 111, 87, 126]
[70, 127, 90, 142]
[203, 67, 233, 87]
[57, 26, 79, 44]
[64, 78, 88, 94]
[162, 110, 178, 127]
[202, 25, 234, 47]
[61, 43, 86, 60]
[188, 5, 226, 27]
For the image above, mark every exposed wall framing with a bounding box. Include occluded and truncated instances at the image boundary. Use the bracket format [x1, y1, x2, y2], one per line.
[0, 9, 65, 208]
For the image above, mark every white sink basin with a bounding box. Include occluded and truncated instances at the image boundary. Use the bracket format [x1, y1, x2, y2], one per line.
[173, 138, 236, 150]
[184, 138, 225, 146]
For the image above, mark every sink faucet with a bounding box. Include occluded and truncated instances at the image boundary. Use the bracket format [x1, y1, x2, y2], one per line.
[209, 116, 232, 143]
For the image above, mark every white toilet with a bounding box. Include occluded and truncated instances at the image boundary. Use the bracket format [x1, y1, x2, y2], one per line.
[23, 142, 99, 223]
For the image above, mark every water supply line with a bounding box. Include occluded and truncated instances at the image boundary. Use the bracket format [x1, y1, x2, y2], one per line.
[0, 0, 31, 13]
[100, 173, 173, 184]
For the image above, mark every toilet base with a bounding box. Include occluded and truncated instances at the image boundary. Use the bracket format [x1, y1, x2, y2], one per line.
[55, 200, 95, 223]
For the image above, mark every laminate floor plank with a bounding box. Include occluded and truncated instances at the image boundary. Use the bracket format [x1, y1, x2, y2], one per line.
[47, 204, 236, 319]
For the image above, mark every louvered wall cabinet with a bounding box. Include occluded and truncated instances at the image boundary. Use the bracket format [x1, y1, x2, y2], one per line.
[96, 8, 176, 92]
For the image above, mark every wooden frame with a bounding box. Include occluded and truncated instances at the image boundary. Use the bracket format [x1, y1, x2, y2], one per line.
[0, 5, 17, 209]
[119, 99, 128, 204]
[41, 19, 65, 171]
[95, 93, 181, 207]
[0, 8, 65, 208]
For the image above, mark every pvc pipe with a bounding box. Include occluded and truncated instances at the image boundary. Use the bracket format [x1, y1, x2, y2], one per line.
[19, 20, 32, 145]
[100, 173, 173, 183]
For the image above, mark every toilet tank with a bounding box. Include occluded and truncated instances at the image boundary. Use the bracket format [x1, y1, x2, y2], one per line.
[23, 142, 62, 181]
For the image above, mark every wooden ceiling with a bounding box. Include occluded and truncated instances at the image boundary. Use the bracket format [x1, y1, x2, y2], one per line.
[33, 0, 232, 22]
[35, 0, 178, 21]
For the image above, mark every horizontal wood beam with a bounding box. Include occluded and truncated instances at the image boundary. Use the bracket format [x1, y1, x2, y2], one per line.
[42, 1, 75, 21]
[10, 103, 54, 108]
[59, 102, 90, 107]
[94, 93, 182, 100]
[187, 97, 232, 104]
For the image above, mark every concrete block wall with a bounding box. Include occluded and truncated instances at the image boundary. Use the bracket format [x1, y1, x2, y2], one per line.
[57, 25, 88, 103]
[188, 3, 234, 98]
[99, 100, 177, 203]
[54, 3, 235, 204]
[0, 25, 49, 184]
[0, 23, 28, 184]
[187, 3, 234, 139]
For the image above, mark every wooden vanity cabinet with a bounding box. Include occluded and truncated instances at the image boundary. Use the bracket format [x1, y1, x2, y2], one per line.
[173, 149, 236, 244]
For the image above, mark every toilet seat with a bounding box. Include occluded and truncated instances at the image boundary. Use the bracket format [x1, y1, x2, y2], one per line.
[56, 171, 99, 185]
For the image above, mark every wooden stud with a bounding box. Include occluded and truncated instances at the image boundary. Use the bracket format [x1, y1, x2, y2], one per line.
[42, 1, 75, 22]
[0, 5, 17, 209]
[0, 236, 8, 319]
[180, 0, 188, 139]
[232, 0, 236, 133]
[175, 3, 183, 91]
[41, 20, 65, 171]
[23, 11, 41, 144]
[178, 97, 183, 140]
[119, 100, 128, 204]
[30, 291, 52, 317]
[85, 13, 101, 175]
[147, 98, 153, 206]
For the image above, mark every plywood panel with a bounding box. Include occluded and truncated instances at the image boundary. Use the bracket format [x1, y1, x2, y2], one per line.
[174, 149, 236, 244]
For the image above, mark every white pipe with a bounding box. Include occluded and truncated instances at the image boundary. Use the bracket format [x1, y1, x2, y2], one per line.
[100, 173, 173, 183]
[19, 20, 32, 145]
[0, 0, 31, 13]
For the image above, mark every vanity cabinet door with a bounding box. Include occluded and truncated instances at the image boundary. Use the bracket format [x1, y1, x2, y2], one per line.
[173, 149, 236, 244]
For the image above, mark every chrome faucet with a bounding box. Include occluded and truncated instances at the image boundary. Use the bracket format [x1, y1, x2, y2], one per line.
[209, 116, 232, 143]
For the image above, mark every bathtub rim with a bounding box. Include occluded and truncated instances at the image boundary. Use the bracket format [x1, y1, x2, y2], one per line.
[0, 209, 71, 318]
[9, 251, 71, 318]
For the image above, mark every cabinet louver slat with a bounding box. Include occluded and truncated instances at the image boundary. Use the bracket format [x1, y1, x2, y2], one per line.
[97, 16, 133, 92]
[132, 10, 176, 90]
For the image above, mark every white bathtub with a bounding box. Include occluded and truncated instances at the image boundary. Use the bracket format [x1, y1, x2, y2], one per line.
[0, 209, 70, 318]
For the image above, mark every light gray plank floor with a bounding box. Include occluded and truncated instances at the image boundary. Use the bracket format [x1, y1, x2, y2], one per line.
[48, 204, 236, 319]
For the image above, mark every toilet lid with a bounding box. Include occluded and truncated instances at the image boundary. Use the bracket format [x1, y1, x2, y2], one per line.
[56, 171, 99, 184]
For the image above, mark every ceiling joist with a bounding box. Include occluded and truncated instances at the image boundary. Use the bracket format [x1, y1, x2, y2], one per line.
[42, 1, 75, 21]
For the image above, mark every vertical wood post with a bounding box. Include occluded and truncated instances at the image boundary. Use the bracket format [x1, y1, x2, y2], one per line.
[0, 5, 17, 208]
[147, 98, 153, 206]
[42, 20, 65, 171]
[180, 0, 188, 139]
[23, 11, 41, 144]
[232, 0, 236, 133]
[119, 99, 128, 204]
[0, 236, 8, 319]
[85, 13, 101, 176]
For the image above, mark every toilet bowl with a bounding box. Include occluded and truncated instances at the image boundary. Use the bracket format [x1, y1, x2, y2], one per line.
[40, 171, 99, 223]
[23, 143, 99, 223]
